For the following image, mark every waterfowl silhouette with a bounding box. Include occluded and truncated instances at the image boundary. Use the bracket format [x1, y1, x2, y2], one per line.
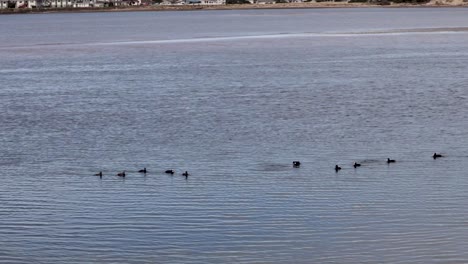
[182, 171, 189, 177]
[335, 165, 341, 172]
[117, 171, 126, 177]
[387, 158, 396, 163]
[165, 170, 174, 175]
[433, 153, 443, 159]
[95, 171, 103, 177]
[353, 162, 361, 168]
[293, 161, 301, 167]
[138, 168, 147, 173]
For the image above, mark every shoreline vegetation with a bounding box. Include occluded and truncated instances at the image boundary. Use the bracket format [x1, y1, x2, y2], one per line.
[1, 1, 468, 14]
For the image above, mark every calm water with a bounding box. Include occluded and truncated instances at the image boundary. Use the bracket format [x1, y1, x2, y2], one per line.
[2, 8, 468, 263]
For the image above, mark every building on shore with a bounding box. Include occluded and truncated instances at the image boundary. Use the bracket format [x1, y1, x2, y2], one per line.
[1, 0, 30, 8]
[0, 0, 225, 8]
[161, 0, 225, 4]
[0, 0, 145, 8]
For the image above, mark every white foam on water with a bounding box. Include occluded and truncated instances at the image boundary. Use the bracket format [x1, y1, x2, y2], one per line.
[1, 28, 466, 50]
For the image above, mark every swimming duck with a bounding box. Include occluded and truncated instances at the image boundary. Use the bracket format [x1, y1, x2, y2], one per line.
[433, 153, 443, 159]
[138, 168, 147, 173]
[335, 165, 341, 171]
[293, 161, 301, 167]
[117, 171, 126, 177]
[353, 162, 361, 168]
[95, 171, 103, 177]
[165, 169, 174, 175]
[387, 158, 396, 163]
[182, 171, 189, 177]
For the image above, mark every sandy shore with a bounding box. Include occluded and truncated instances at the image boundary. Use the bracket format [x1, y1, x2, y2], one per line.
[1, 2, 467, 15]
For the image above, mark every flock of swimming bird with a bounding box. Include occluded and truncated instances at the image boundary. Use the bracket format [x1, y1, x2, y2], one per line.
[295, 152, 444, 172]
[94, 153, 444, 178]
[94, 168, 189, 178]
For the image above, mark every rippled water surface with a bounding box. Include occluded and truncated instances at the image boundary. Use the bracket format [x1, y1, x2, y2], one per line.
[2, 8, 468, 263]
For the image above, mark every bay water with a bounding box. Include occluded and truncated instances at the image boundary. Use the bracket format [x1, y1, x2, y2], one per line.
[1, 8, 468, 263]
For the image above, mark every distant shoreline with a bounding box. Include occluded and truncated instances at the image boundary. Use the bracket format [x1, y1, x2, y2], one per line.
[1, 2, 467, 15]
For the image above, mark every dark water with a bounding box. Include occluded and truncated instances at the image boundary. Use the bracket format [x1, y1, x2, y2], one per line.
[1, 8, 468, 263]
